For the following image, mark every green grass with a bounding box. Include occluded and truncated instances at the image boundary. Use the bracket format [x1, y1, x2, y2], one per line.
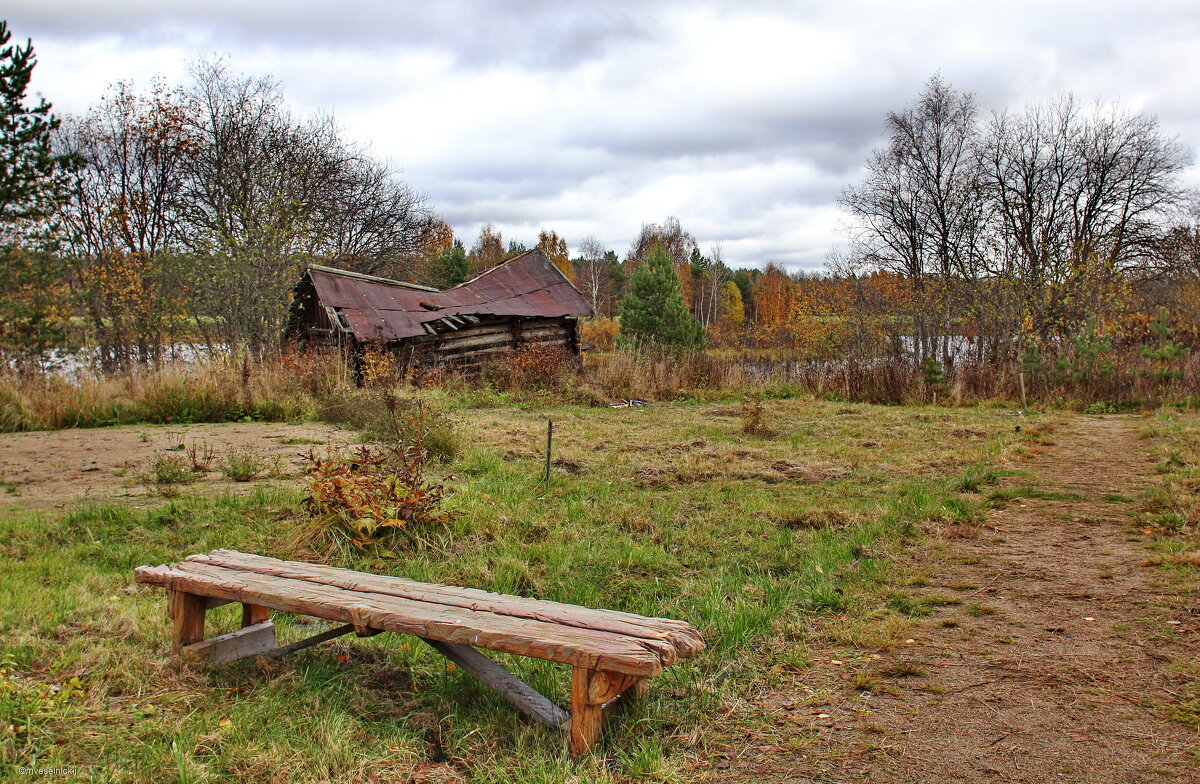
[965, 603, 998, 617]
[986, 487, 1083, 505]
[0, 397, 1035, 781]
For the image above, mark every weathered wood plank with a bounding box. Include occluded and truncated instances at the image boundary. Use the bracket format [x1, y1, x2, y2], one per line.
[424, 639, 569, 728]
[181, 550, 703, 658]
[183, 621, 276, 664]
[193, 552, 698, 649]
[136, 562, 666, 676]
[435, 324, 513, 340]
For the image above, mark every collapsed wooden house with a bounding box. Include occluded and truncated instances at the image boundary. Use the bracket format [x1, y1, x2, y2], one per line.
[285, 249, 593, 376]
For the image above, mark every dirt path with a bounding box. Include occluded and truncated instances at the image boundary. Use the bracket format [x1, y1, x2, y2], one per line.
[0, 421, 350, 514]
[718, 416, 1199, 783]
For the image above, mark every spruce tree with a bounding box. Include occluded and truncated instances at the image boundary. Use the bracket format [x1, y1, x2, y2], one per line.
[617, 243, 704, 352]
[431, 239, 469, 288]
[0, 21, 75, 363]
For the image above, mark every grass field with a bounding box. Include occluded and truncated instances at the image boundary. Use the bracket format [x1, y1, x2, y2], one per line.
[5, 394, 1182, 782]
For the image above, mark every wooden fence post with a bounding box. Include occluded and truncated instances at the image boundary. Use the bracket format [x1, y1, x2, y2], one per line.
[543, 418, 553, 483]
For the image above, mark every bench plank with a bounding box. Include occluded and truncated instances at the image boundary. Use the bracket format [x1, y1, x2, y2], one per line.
[188, 550, 703, 657]
[136, 562, 668, 676]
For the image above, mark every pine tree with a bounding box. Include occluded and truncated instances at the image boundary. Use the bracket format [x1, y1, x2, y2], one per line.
[617, 243, 704, 352]
[1142, 307, 1188, 383]
[920, 355, 948, 403]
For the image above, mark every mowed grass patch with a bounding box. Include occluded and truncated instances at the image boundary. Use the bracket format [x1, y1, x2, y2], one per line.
[0, 398, 1035, 782]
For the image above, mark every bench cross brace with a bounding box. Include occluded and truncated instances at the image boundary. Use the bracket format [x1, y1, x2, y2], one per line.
[423, 638, 569, 728]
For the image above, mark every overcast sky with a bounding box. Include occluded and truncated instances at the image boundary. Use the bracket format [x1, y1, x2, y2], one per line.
[9, 1, 1200, 270]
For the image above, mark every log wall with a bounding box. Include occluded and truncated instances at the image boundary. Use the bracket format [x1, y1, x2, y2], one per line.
[402, 316, 579, 376]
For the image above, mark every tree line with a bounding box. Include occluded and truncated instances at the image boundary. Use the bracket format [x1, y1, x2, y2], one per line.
[840, 75, 1195, 366]
[2, 18, 1197, 376]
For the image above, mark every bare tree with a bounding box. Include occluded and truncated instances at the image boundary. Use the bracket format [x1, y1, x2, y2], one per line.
[703, 242, 729, 327]
[314, 153, 436, 281]
[625, 216, 697, 271]
[841, 104, 932, 363]
[980, 95, 1191, 340]
[625, 216, 699, 317]
[56, 79, 197, 368]
[577, 234, 606, 314]
[179, 58, 435, 356]
[844, 75, 984, 364]
[843, 76, 1191, 363]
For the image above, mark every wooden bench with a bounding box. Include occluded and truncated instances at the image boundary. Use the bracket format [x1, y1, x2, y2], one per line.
[134, 549, 703, 756]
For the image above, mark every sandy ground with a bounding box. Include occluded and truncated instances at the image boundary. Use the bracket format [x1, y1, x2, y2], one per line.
[706, 416, 1200, 783]
[0, 421, 353, 514]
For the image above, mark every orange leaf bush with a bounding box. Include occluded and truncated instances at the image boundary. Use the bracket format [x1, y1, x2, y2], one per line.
[300, 444, 457, 549]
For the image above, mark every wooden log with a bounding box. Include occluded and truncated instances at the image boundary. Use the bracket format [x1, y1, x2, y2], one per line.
[433, 332, 514, 353]
[177, 551, 703, 658]
[435, 344, 514, 361]
[242, 603, 270, 627]
[424, 639, 569, 728]
[204, 597, 233, 610]
[168, 590, 206, 654]
[136, 562, 667, 676]
[183, 621, 276, 664]
[569, 667, 635, 757]
[262, 624, 356, 659]
[515, 326, 568, 339]
[434, 323, 512, 341]
[519, 317, 567, 330]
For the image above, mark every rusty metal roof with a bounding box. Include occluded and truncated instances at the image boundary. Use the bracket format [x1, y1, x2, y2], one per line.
[305, 250, 593, 342]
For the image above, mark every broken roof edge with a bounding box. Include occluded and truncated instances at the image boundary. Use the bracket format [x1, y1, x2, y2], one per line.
[306, 264, 440, 293]
[444, 250, 538, 292]
[446, 248, 593, 309]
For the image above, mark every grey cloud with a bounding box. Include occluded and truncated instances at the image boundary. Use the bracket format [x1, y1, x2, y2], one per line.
[8, 0, 1200, 270]
[13, 0, 661, 69]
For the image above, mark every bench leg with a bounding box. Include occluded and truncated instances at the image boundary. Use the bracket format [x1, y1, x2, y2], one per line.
[242, 603, 270, 627]
[569, 668, 642, 757]
[168, 590, 206, 654]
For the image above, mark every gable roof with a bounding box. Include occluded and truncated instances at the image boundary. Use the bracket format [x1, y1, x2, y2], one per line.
[303, 249, 593, 342]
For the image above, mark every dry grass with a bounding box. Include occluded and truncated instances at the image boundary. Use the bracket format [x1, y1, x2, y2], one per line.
[0, 351, 345, 432]
[6, 342, 1199, 438]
